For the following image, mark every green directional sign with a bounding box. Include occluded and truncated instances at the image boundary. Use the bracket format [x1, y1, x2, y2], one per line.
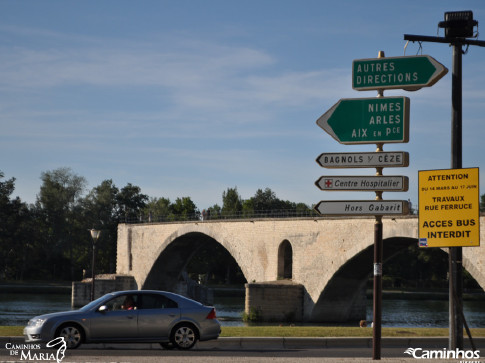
[352, 55, 448, 91]
[316, 96, 410, 144]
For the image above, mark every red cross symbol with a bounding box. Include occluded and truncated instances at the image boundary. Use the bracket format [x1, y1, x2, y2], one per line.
[325, 179, 333, 188]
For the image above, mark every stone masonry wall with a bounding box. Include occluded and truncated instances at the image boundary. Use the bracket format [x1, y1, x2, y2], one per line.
[116, 217, 485, 321]
[245, 281, 304, 322]
[72, 274, 136, 307]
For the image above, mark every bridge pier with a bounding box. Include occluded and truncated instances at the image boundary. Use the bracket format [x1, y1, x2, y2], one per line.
[71, 274, 137, 307]
[245, 281, 304, 322]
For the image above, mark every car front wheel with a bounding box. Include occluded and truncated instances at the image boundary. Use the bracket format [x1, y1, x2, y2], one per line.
[57, 324, 84, 349]
[171, 324, 198, 350]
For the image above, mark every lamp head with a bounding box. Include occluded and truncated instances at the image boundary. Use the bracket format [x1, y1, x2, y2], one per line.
[89, 229, 101, 241]
[439, 11, 478, 38]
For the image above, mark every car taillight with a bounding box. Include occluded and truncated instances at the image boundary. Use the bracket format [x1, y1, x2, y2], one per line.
[206, 308, 217, 319]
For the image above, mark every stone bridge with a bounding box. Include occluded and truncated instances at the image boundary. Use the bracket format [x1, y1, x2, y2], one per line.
[116, 216, 485, 322]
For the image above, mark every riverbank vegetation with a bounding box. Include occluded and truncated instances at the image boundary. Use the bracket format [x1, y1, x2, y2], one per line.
[0, 168, 309, 283]
[1, 168, 485, 292]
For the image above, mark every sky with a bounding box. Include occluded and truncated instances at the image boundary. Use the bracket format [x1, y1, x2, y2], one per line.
[1, 1, 485, 212]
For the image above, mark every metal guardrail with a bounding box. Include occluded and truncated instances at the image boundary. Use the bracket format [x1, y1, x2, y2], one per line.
[122, 209, 320, 224]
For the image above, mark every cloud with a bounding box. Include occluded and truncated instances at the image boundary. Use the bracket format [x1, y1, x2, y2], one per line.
[0, 28, 351, 150]
[0, 26, 349, 103]
[0, 34, 274, 88]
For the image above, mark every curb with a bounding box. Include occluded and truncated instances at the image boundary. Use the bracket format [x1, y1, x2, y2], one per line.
[199, 337, 485, 350]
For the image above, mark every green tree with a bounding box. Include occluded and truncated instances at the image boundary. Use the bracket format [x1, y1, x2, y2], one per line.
[36, 167, 87, 280]
[205, 204, 221, 220]
[0, 171, 34, 280]
[82, 180, 120, 274]
[116, 183, 148, 222]
[480, 194, 485, 212]
[251, 188, 277, 210]
[241, 188, 311, 217]
[222, 187, 242, 217]
[170, 197, 199, 220]
[295, 202, 311, 213]
[38, 167, 86, 216]
[83, 180, 119, 226]
[145, 197, 171, 221]
[0, 171, 15, 203]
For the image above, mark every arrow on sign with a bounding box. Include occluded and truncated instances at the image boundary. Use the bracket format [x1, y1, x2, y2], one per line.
[316, 97, 409, 144]
[352, 55, 448, 91]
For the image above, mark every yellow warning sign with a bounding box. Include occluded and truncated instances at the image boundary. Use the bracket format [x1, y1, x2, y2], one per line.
[418, 168, 480, 248]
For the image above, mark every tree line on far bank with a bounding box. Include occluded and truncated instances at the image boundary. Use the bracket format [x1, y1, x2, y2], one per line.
[0, 168, 310, 282]
[1, 168, 484, 291]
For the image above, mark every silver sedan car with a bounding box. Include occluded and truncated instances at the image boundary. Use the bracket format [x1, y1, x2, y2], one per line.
[24, 290, 221, 350]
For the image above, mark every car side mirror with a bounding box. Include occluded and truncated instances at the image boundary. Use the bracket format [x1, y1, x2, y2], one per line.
[98, 305, 108, 313]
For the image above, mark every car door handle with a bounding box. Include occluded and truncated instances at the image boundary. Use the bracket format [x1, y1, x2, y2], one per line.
[126, 316, 135, 319]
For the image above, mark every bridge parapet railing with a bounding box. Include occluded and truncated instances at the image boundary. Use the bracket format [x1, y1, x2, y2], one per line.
[122, 208, 322, 224]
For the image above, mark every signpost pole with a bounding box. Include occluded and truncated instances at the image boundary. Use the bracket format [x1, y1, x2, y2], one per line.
[373, 163, 384, 360]
[316, 42, 450, 358]
[373, 214, 383, 360]
[449, 40, 463, 350]
[372, 51, 385, 361]
[373, 163, 384, 361]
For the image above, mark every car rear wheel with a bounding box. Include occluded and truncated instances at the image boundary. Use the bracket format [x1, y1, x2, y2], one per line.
[171, 323, 198, 350]
[57, 324, 84, 349]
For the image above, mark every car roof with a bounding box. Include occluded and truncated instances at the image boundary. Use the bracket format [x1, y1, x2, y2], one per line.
[104, 290, 204, 306]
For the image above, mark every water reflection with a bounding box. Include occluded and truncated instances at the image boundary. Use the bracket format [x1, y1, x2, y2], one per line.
[213, 296, 244, 322]
[0, 292, 72, 326]
[213, 297, 485, 328]
[1, 292, 484, 328]
[372, 299, 485, 328]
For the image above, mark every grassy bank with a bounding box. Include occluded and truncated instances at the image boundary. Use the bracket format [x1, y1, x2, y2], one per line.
[0, 327, 23, 336]
[221, 326, 485, 338]
[3, 325, 485, 338]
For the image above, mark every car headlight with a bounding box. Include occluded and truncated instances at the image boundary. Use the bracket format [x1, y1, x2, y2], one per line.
[28, 318, 47, 328]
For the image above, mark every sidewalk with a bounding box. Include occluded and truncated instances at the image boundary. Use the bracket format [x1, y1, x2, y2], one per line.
[1, 336, 484, 350]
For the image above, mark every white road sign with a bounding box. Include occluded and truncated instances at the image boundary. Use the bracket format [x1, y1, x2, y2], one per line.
[315, 176, 408, 192]
[314, 200, 410, 216]
[316, 152, 409, 168]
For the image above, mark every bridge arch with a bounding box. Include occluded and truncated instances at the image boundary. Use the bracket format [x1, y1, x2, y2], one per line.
[310, 236, 417, 322]
[139, 225, 253, 292]
[310, 235, 485, 322]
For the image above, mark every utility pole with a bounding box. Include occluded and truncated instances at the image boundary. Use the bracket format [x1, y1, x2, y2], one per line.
[404, 10, 485, 350]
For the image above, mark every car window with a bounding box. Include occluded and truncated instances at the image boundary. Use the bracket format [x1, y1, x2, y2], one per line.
[103, 294, 139, 311]
[140, 294, 178, 309]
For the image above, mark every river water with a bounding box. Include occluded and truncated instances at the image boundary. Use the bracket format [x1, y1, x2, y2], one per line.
[1, 292, 485, 328]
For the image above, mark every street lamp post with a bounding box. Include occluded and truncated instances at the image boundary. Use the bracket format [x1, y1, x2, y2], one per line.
[404, 10, 485, 351]
[89, 229, 101, 301]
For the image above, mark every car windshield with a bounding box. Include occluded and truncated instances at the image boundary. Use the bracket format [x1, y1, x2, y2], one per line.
[79, 294, 114, 312]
